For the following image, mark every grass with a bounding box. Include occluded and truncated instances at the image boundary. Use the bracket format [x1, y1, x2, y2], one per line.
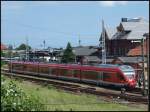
[3, 75, 148, 111]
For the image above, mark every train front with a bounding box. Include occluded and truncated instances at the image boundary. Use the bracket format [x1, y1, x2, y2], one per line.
[119, 65, 137, 88]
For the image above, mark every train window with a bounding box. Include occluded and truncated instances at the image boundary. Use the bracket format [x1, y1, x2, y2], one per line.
[103, 72, 111, 79]
[26, 66, 35, 72]
[13, 64, 23, 70]
[82, 71, 99, 79]
[39, 67, 49, 74]
[68, 70, 73, 75]
[74, 70, 80, 75]
[116, 73, 125, 81]
[60, 69, 68, 76]
[26, 65, 38, 73]
[51, 68, 57, 75]
[72, 70, 80, 77]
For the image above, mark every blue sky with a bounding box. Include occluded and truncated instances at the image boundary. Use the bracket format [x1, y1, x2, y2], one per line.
[1, 1, 149, 49]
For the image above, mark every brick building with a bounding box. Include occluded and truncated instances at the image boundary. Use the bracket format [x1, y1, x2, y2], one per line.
[100, 17, 149, 57]
[1, 43, 7, 50]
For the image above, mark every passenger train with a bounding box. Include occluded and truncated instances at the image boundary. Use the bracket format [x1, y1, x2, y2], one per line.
[8, 61, 137, 89]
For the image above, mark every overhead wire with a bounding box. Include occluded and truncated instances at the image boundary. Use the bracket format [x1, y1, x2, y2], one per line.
[2, 19, 99, 37]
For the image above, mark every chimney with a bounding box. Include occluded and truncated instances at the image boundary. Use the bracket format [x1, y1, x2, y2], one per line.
[121, 18, 128, 22]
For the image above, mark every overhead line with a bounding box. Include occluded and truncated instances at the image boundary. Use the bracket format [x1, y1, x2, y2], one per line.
[2, 19, 99, 37]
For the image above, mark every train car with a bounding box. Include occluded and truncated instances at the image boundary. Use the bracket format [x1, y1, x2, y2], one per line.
[8, 61, 137, 89]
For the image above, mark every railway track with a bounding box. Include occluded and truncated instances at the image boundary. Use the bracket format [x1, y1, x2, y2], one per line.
[1, 69, 148, 104]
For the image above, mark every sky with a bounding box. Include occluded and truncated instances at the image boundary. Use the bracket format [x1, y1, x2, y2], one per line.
[1, 1, 149, 49]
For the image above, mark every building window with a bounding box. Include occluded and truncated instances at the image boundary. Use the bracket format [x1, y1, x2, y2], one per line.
[114, 48, 116, 56]
[119, 48, 121, 56]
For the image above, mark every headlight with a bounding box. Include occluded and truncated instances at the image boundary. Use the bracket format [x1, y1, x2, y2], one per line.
[128, 79, 133, 82]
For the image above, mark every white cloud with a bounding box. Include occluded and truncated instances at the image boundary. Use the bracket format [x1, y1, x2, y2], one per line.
[99, 1, 128, 7]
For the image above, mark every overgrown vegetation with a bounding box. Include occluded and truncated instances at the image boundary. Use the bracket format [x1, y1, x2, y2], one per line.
[1, 60, 7, 67]
[3, 76, 148, 111]
[1, 76, 45, 111]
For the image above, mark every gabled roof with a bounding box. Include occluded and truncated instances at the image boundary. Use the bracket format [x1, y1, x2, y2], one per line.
[121, 18, 149, 31]
[73, 46, 98, 56]
[99, 25, 117, 41]
[115, 56, 147, 63]
[116, 18, 149, 40]
[105, 27, 117, 40]
[84, 56, 100, 62]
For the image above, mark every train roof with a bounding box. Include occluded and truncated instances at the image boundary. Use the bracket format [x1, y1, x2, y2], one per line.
[97, 64, 119, 68]
[10, 61, 134, 71]
[97, 64, 135, 71]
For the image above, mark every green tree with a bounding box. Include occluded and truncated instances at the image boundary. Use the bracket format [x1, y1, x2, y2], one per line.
[61, 42, 75, 63]
[16, 44, 31, 50]
[1, 51, 4, 57]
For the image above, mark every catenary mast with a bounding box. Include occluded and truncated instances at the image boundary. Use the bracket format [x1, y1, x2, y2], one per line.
[101, 19, 106, 64]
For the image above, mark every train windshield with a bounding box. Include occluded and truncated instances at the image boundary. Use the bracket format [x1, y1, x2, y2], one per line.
[119, 65, 135, 78]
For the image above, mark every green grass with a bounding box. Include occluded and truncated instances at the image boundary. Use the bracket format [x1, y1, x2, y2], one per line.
[3, 76, 148, 111]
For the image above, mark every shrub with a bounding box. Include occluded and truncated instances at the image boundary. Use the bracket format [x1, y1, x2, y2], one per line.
[1, 76, 45, 111]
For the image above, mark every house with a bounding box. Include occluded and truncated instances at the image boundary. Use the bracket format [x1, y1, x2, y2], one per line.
[100, 17, 149, 57]
[28, 48, 63, 62]
[72, 46, 100, 64]
[1, 43, 7, 50]
[127, 33, 149, 56]
[59, 46, 101, 64]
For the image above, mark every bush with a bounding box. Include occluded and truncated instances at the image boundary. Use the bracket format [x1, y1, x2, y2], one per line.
[1, 76, 45, 111]
[1, 61, 6, 67]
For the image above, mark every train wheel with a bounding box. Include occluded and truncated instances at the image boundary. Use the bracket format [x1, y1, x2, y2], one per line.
[121, 88, 126, 94]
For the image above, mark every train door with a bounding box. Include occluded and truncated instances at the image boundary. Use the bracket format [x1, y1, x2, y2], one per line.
[98, 71, 103, 85]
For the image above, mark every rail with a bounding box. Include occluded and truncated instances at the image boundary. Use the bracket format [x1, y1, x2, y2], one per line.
[1, 69, 148, 104]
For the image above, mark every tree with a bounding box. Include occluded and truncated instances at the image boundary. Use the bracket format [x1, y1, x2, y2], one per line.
[1, 51, 4, 57]
[16, 44, 31, 50]
[61, 42, 75, 63]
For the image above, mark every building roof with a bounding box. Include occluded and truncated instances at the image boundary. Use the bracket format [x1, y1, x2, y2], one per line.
[73, 46, 98, 56]
[1, 43, 7, 50]
[114, 17, 149, 40]
[84, 56, 100, 62]
[99, 25, 117, 41]
[105, 27, 117, 40]
[106, 58, 114, 63]
[127, 38, 149, 56]
[115, 56, 147, 63]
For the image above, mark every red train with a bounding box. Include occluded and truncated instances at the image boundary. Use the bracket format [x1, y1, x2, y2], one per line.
[8, 61, 137, 89]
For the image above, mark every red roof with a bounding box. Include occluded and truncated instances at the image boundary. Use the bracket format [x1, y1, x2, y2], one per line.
[127, 38, 149, 56]
[1, 44, 7, 50]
